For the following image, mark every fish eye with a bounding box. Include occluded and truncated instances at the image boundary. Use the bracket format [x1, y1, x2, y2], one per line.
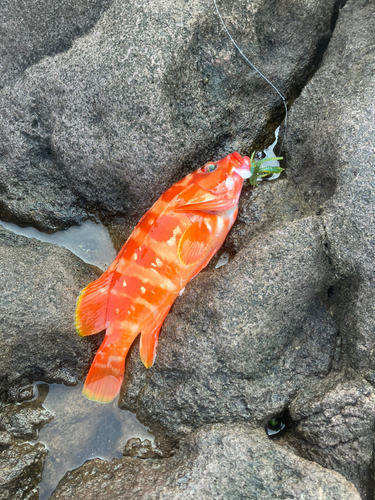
[202, 163, 217, 173]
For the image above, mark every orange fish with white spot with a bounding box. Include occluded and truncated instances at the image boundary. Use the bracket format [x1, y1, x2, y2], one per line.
[75, 152, 252, 403]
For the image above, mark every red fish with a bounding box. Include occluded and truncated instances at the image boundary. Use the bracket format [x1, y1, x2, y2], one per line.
[75, 152, 251, 403]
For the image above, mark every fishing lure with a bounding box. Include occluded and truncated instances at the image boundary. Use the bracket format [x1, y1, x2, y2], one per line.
[75, 152, 282, 403]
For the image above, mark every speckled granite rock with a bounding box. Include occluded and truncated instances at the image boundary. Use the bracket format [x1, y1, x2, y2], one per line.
[0, 442, 47, 500]
[282, 0, 375, 496]
[50, 424, 360, 500]
[0, 0, 112, 89]
[0, 0, 338, 233]
[289, 374, 375, 498]
[0, 226, 102, 394]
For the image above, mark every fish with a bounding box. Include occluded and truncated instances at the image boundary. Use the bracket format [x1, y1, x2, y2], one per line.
[75, 151, 252, 403]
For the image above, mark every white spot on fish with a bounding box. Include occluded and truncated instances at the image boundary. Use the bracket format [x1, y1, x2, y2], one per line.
[167, 235, 176, 246]
[122, 280, 127, 287]
[226, 176, 235, 190]
[155, 258, 163, 267]
[116, 308, 120, 314]
[133, 253, 138, 260]
[140, 286, 146, 294]
[173, 226, 182, 236]
[131, 305, 135, 311]
[148, 219, 154, 225]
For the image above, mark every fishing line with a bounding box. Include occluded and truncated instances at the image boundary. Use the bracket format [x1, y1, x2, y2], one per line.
[213, 0, 288, 153]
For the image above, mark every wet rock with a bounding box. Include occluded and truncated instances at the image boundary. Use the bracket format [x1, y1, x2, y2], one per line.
[0, 442, 47, 500]
[0, 0, 113, 90]
[0, 0, 338, 233]
[0, 226, 102, 395]
[289, 375, 375, 498]
[120, 216, 337, 440]
[50, 424, 360, 500]
[0, 432, 12, 449]
[0, 384, 53, 441]
[0, 405, 53, 441]
[123, 438, 164, 459]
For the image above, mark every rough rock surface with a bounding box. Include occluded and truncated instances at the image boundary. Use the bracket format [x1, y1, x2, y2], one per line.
[280, 0, 375, 496]
[0, 226, 102, 394]
[0, 0, 113, 89]
[50, 425, 360, 500]
[0, 0, 338, 233]
[289, 374, 375, 498]
[0, 442, 47, 500]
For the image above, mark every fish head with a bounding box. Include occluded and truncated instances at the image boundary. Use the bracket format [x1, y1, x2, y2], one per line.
[176, 152, 251, 213]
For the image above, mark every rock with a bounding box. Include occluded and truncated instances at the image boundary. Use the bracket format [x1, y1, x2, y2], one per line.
[120, 216, 337, 441]
[0, 405, 53, 441]
[0, 384, 53, 441]
[0, 226, 102, 395]
[0, 432, 12, 449]
[0, 442, 47, 500]
[0, 0, 112, 89]
[0, 0, 339, 233]
[289, 374, 375, 498]
[50, 424, 360, 500]
[282, 0, 375, 494]
[123, 438, 164, 460]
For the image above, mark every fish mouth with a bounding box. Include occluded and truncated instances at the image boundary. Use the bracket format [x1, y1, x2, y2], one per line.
[232, 154, 251, 179]
[233, 167, 251, 179]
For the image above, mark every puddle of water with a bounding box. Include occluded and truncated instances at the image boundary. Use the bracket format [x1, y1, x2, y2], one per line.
[29, 382, 151, 500]
[0, 220, 116, 271]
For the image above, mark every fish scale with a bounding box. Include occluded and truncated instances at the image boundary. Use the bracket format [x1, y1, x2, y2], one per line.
[75, 152, 251, 403]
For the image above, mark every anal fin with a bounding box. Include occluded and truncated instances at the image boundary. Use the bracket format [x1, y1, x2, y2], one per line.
[140, 305, 171, 368]
[83, 324, 138, 403]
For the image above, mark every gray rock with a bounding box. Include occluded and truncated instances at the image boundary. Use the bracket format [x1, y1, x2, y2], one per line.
[289, 375, 375, 498]
[120, 216, 337, 440]
[50, 424, 360, 500]
[0, 0, 338, 233]
[0, 432, 12, 449]
[0, 442, 47, 500]
[0, 405, 53, 441]
[0, 226, 102, 394]
[0, 0, 113, 89]
[0, 383, 53, 441]
[282, 0, 375, 495]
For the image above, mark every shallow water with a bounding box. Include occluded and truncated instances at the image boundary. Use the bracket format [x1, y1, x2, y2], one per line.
[0, 219, 116, 271]
[29, 382, 151, 500]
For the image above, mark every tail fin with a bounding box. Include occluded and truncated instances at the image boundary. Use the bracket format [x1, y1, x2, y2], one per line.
[82, 325, 138, 403]
[140, 305, 171, 368]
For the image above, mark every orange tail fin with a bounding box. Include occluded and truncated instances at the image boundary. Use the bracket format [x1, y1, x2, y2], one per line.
[82, 325, 138, 403]
[140, 305, 171, 368]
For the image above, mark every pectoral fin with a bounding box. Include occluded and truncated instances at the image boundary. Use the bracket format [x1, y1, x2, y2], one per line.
[177, 220, 212, 266]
